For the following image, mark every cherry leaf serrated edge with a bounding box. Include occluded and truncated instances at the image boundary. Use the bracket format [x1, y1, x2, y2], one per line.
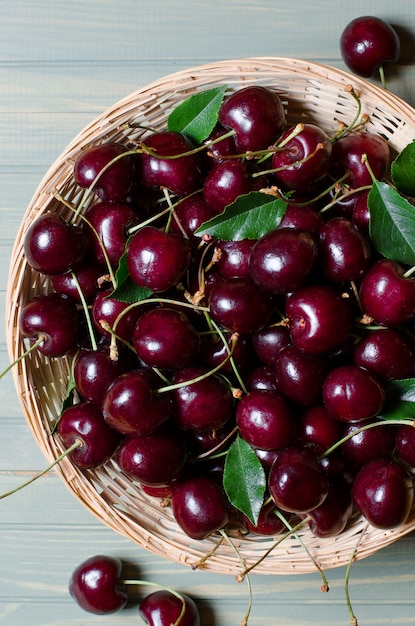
[223, 435, 266, 526]
[195, 191, 287, 241]
[391, 140, 415, 197]
[369, 180, 415, 266]
[167, 85, 228, 144]
[378, 378, 415, 421]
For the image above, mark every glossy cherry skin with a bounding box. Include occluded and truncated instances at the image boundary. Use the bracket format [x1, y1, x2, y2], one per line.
[92, 287, 141, 342]
[133, 307, 201, 370]
[278, 203, 322, 236]
[139, 131, 202, 196]
[169, 192, 217, 242]
[341, 419, 396, 468]
[285, 284, 353, 354]
[127, 226, 192, 293]
[249, 227, 318, 295]
[19, 293, 80, 357]
[340, 16, 400, 78]
[352, 457, 413, 529]
[322, 364, 385, 423]
[319, 216, 371, 283]
[171, 475, 230, 540]
[268, 445, 329, 514]
[139, 589, 200, 626]
[202, 160, 251, 214]
[218, 85, 285, 152]
[51, 261, 103, 303]
[172, 366, 234, 432]
[299, 404, 343, 454]
[271, 123, 332, 190]
[359, 258, 415, 327]
[274, 344, 329, 406]
[85, 201, 137, 269]
[74, 141, 135, 203]
[239, 500, 286, 536]
[102, 369, 172, 436]
[117, 429, 188, 486]
[307, 477, 353, 538]
[251, 324, 291, 366]
[236, 389, 297, 451]
[209, 277, 273, 334]
[395, 424, 415, 467]
[353, 328, 415, 381]
[330, 131, 390, 188]
[23, 212, 87, 275]
[58, 402, 121, 469]
[69, 555, 127, 615]
[73, 348, 124, 405]
[215, 238, 257, 280]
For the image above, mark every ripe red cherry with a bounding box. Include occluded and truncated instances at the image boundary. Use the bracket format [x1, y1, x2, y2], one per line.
[352, 457, 413, 529]
[169, 192, 217, 242]
[308, 477, 353, 538]
[274, 344, 329, 406]
[102, 369, 172, 435]
[172, 366, 234, 432]
[322, 364, 385, 423]
[69, 555, 127, 615]
[127, 226, 192, 293]
[139, 590, 200, 626]
[319, 217, 371, 283]
[202, 160, 251, 214]
[171, 475, 230, 539]
[73, 348, 124, 405]
[236, 389, 297, 451]
[74, 141, 135, 203]
[353, 328, 415, 381]
[249, 227, 318, 295]
[85, 201, 137, 269]
[57, 402, 121, 469]
[218, 85, 285, 152]
[239, 500, 286, 536]
[133, 307, 201, 370]
[92, 287, 141, 342]
[23, 212, 87, 275]
[139, 131, 202, 196]
[215, 238, 257, 280]
[117, 429, 188, 486]
[341, 419, 396, 468]
[285, 284, 353, 354]
[330, 131, 390, 188]
[268, 445, 329, 514]
[359, 258, 415, 327]
[271, 123, 332, 190]
[299, 404, 343, 454]
[209, 277, 273, 334]
[51, 261, 103, 303]
[340, 16, 400, 79]
[19, 293, 80, 358]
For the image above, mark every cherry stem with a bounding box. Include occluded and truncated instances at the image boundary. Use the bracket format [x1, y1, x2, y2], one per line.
[378, 64, 387, 90]
[253, 139, 323, 179]
[209, 317, 248, 394]
[344, 523, 368, 626]
[219, 529, 252, 626]
[318, 183, 371, 215]
[71, 271, 97, 351]
[54, 193, 117, 288]
[0, 335, 45, 382]
[120, 579, 187, 626]
[403, 265, 415, 278]
[321, 418, 415, 459]
[0, 439, 82, 500]
[330, 86, 363, 141]
[275, 510, 329, 592]
[155, 332, 239, 394]
[191, 533, 225, 569]
[238, 517, 309, 578]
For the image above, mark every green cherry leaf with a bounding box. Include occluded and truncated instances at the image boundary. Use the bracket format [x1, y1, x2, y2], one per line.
[195, 191, 287, 241]
[391, 140, 415, 197]
[110, 251, 153, 303]
[223, 435, 266, 526]
[369, 180, 415, 265]
[378, 378, 415, 421]
[167, 85, 228, 144]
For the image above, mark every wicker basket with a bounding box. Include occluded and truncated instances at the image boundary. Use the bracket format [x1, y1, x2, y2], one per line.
[6, 57, 415, 576]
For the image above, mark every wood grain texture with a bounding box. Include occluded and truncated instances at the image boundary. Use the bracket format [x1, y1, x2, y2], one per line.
[2, 2, 415, 625]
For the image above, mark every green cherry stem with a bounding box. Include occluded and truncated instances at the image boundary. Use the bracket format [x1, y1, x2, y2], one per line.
[0, 439, 83, 500]
[321, 418, 415, 459]
[275, 510, 329, 592]
[120, 580, 187, 626]
[344, 522, 369, 626]
[0, 335, 44, 382]
[378, 64, 387, 90]
[220, 529, 253, 626]
[71, 271, 98, 351]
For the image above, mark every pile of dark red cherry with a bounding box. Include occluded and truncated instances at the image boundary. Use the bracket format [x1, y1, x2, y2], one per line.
[20, 83, 415, 547]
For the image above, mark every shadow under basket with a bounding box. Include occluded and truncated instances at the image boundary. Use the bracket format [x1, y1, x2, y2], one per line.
[6, 57, 415, 576]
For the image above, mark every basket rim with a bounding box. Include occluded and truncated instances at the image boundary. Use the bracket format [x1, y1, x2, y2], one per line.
[6, 56, 415, 576]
